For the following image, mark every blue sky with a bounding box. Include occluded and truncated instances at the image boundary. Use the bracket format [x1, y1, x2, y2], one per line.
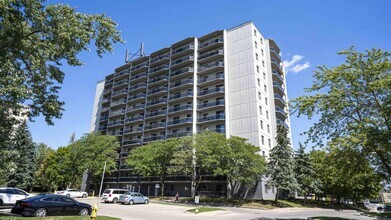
[29, 0, 391, 149]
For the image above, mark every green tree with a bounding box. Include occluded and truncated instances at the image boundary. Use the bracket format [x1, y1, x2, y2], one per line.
[266, 125, 297, 202]
[292, 47, 391, 180]
[71, 133, 119, 193]
[32, 143, 52, 190]
[7, 122, 35, 190]
[127, 139, 180, 197]
[294, 142, 322, 204]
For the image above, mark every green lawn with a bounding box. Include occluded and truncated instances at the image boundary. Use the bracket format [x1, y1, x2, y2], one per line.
[187, 207, 225, 214]
[0, 213, 121, 220]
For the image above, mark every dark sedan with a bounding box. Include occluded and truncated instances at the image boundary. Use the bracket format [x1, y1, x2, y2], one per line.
[11, 194, 91, 217]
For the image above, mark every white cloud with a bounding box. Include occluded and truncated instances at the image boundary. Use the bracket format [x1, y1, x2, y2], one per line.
[282, 55, 310, 74]
[292, 62, 310, 73]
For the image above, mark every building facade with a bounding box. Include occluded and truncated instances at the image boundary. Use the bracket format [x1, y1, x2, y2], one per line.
[90, 21, 292, 199]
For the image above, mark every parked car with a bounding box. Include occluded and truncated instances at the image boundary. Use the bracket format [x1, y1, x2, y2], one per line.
[11, 194, 91, 217]
[0, 187, 33, 206]
[118, 192, 149, 205]
[56, 189, 88, 198]
[101, 189, 129, 203]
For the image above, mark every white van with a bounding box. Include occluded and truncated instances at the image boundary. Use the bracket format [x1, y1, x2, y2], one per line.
[101, 189, 129, 203]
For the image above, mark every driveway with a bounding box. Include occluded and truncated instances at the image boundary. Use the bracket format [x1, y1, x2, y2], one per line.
[75, 198, 378, 220]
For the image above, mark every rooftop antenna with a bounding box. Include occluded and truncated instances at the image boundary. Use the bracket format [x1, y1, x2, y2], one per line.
[125, 42, 146, 63]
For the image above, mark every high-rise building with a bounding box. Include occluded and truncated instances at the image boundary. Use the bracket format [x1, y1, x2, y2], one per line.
[90, 21, 292, 199]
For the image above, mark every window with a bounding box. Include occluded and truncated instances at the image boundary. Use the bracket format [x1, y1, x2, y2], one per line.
[254, 29, 257, 36]
[265, 97, 268, 106]
[256, 65, 260, 73]
[266, 111, 269, 119]
[262, 61, 265, 67]
[259, 106, 262, 115]
[260, 38, 263, 44]
[260, 120, 263, 129]
[261, 135, 264, 145]
[258, 92, 261, 100]
[257, 78, 261, 86]
[255, 41, 258, 48]
[263, 72, 266, 80]
[261, 49, 264, 56]
[256, 53, 259, 61]
[267, 125, 270, 133]
[262, 151, 265, 157]
[268, 139, 271, 148]
[264, 85, 267, 92]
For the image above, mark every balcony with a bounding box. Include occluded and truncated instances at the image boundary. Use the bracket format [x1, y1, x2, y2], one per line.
[127, 94, 146, 103]
[113, 80, 129, 89]
[99, 116, 108, 122]
[170, 79, 193, 91]
[111, 89, 128, 98]
[275, 107, 287, 119]
[150, 64, 169, 76]
[131, 62, 149, 73]
[107, 120, 124, 128]
[130, 72, 148, 83]
[126, 104, 145, 113]
[144, 123, 166, 130]
[150, 53, 170, 65]
[125, 115, 144, 123]
[209, 128, 225, 134]
[197, 100, 225, 110]
[143, 135, 165, 143]
[198, 61, 224, 75]
[168, 104, 193, 114]
[115, 69, 130, 79]
[123, 127, 143, 134]
[197, 87, 224, 98]
[98, 126, 107, 131]
[274, 94, 286, 107]
[109, 131, 123, 136]
[197, 73, 224, 86]
[166, 132, 192, 139]
[101, 107, 109, 113]
[128, 83, 147, 93]
[120, 152, 129, 157]
[170, 67, 194, 79]
[103, 89, 112, 95]
[277, 120, 289, 130]
[145, 110, 167, 119]
[198, 49, 224, 64]
[123, 139, 142, 146]
[104, 79, 113, 88]
[108, 109, 125, 117]
[169, 91, 193, 102]
[167, 118, 192, 126]
[146, 98, 167, 107]
[149, 75, 168, 86]
[102, 98, 110, 104]
[172, 44, 194, 59]
[171, 56, 194, 69]
[147, 87, 168, 97]
[273, 81, 285, 95]
[197, 114, 225, 123]
[270, 47, 282, 61]
[271, 58, 283, 73]
[110, 99, 126, 108]
[199, 38, 223, 52]
[272, 70, 284, 84]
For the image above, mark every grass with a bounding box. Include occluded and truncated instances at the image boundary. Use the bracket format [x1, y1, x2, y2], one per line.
[364, 211, 391, 218]
[0, 213, 121, 220]
[186, 207, 225, 214]
[310, 217, 350, 220]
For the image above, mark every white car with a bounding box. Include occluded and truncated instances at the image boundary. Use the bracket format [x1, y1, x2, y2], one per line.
[101, 189, 129, 203]
[56, 189, 88, 198]
[0, 187, 33, 205]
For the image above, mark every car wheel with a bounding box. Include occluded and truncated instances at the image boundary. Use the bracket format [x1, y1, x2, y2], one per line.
[35, 208, 47, 217]
[129, 200, 134, 205]
[82, 194, 87, 198]
[112, 198, 118, 203]
[66, 194, 71, 197]
[144, 199, 149, 204]
[79, 208, 89, 216]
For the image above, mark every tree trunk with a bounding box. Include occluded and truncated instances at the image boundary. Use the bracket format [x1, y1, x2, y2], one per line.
[191, 141, 197, 198]
[303, 192, 307, 205]
[275, 188, 279, 202]
[227, 180, 232, 199]
[160, 173, 166, 197]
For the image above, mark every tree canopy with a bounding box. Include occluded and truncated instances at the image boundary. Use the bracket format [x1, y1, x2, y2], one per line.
[291, 47, 391, 180]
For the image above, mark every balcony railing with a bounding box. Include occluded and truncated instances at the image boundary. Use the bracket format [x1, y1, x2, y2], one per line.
[110, 100, 126, 107]
[272, 70, 284, 82]
[166, 131, 192, 138]
[170, 79, 193, 89]
[131, 62, 149, 71]
[102, 98, 110, 103]
[99, 116, 108, 122]
[115, 69, 130, 77]
[209, 128, 225, 133]
[198, 73, 224, 83]
[277, 120, 289, 129]
[129, 83, 147, 91]
[270, 47, 282, 60]
[109, 109, 125, 117]
[198, 87, 224, 96]
[101, 107, 109, 112]
[123, 127, 143, 134]
[171, 56, 194, 67]
[167, 118, 192, 126]
[148, 87, 168, 95]
[126, 104, 145, 112]
[144, 123, 166, 130]
[112, 89, 128, 97]
[143, 135, 165, 142]
[98, 126, 107, 131]
[275, 107, 287, 116]
[274, 94, 286, 104]
[130, 72, 148, 81]
[127, 94, 146, 102]
[113, 80, 129, 87]
[198, 114, 225, 122]
[146, 98, 167, 107]
[198, 61, 224, 72]
[107, 120, 124, 127]
[145, 110, 166, 118]
[199, 50, 224, 60]
[172, 44, 194, 55]
[273, 81, 285, 93]
[126, 115, 144, 123]
[123, 139, 142, 145]
[168, 104, 193, 113]
[169, 91, 193, 101]
[150, 65, 169, 74]
[200, 38, 223, 49]
[271, 58, 283, 71]
[197, 100, 225, 109]
[149, 75, 168, 84]
[109, 131, 123, 136]
[171, 67, 194, 77]
[151, 53, 170, 63]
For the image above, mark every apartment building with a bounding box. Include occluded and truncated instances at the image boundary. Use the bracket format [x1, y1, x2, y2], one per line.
[90, 21, 292, 199]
